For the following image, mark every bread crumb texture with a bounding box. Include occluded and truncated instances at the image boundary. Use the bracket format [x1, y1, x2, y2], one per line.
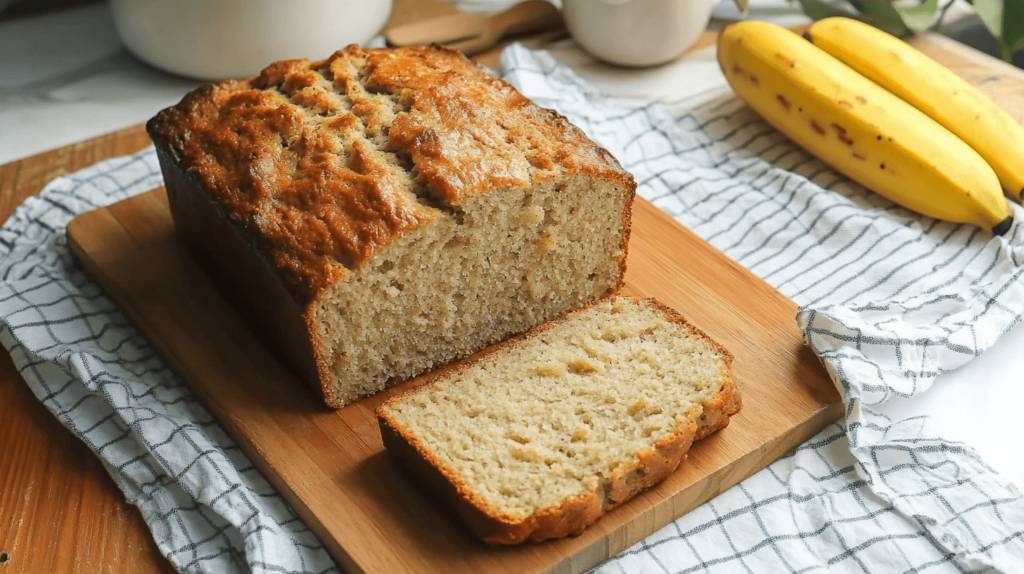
[318, 173, 626, 405]
[381, 298, 735, 522]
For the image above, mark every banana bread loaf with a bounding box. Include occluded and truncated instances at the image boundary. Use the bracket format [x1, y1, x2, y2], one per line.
[377, 297, 741, 544]
[147, 45, 636, 407]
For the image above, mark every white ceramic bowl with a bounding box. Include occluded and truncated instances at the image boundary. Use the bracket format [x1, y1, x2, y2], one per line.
[562, 0, 721, 67]
[110, 0, 393, 80]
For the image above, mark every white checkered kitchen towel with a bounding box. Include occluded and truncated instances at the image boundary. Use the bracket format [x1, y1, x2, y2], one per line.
[2, 45, 1024, 573]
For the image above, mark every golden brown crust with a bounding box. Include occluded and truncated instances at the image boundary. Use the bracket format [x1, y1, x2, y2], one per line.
[147, 44, 634, 305]
[376, 297, 739, 544]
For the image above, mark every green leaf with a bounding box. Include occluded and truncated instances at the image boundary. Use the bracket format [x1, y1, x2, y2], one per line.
[966, 0, 1003, 39]
[967, 0, 1023, 63]
[731, 0, 749, 14]
[796, 0, 853, 21]
[795, 0, 947, 38]
[1002, 0, 1024, 61]
[857, 0, 912, 36]
[896, 0, 941, 31]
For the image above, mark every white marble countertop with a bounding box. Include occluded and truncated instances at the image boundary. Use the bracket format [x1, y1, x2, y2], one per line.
[2, 1, 1022, 494]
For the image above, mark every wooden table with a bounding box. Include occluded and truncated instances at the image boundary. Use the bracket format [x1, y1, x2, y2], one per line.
[4, 3, 1024, 571]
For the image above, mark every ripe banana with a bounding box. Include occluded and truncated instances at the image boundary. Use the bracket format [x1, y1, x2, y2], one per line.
[807, 17, 1024, 201]
[717, 21, 1012, 235]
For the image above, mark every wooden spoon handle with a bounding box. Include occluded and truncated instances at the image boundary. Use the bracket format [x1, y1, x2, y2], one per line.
[448, 0, 564, 55]
[488, 0, 564, 39]
[385, 13, 483, 47]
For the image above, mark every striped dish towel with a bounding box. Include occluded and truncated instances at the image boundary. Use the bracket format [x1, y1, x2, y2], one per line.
[0, 44, 1022, 573]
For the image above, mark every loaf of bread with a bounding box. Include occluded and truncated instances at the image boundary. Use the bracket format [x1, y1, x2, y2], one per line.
[146, 45, 636, 407]
[377, 297, 741, 544]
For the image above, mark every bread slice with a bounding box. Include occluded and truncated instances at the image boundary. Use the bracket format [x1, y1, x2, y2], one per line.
[147, 45, 635, 407]
[377, 297, 740, 545]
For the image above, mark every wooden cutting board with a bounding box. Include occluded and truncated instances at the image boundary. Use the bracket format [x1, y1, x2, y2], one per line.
[66, 186, 841, 573]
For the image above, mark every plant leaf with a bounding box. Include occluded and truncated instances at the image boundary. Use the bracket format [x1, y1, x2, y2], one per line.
[797, 0, 854, 20]
[1002, 0, 1024, 60]
[731, 0, 749, 14]
[966, 0, 1004, 38]
[896, 0, 941, 31]
[857, 0, 913, 36]
[968, 0, 1023, 63]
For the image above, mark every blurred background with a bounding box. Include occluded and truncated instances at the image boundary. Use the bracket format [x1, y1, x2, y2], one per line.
[0, 0, 1019, 166]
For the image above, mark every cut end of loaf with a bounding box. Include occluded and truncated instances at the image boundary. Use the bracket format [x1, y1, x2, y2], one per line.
[377, 296, 740, 544]
[315, 173, 631, 407]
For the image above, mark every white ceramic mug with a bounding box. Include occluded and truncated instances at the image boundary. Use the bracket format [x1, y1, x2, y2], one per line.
[562, 0, 722, 67]
[110, 0, 393, 80]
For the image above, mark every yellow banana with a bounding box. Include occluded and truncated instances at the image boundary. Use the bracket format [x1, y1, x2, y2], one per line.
[808, 17, 1024, 201]
[717, 21, 1012, 235]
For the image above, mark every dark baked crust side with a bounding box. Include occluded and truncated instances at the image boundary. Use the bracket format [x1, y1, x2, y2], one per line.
[376, 296, 740, 545]
[152, 143, 327, 403]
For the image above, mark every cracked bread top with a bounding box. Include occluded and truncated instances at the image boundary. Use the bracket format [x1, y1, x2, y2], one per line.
[147, 44, 633, 305]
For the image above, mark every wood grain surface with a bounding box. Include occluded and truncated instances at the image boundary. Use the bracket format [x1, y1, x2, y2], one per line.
[4, 15, 1024, 574]
[66, 188, 842, 574]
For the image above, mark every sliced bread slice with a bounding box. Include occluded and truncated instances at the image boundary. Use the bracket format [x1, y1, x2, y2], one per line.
[376, 296, 741, 544]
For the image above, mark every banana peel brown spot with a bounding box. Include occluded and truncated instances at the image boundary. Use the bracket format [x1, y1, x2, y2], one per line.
[830, 123, 855, 146]
[853, 153, 866, 160]
[777, 94, 792, 111]
[774, 53, 796, 68]
[837, 100, 853, 109]
[811, 119, 826, 136]
[749, 75, 760, 86]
